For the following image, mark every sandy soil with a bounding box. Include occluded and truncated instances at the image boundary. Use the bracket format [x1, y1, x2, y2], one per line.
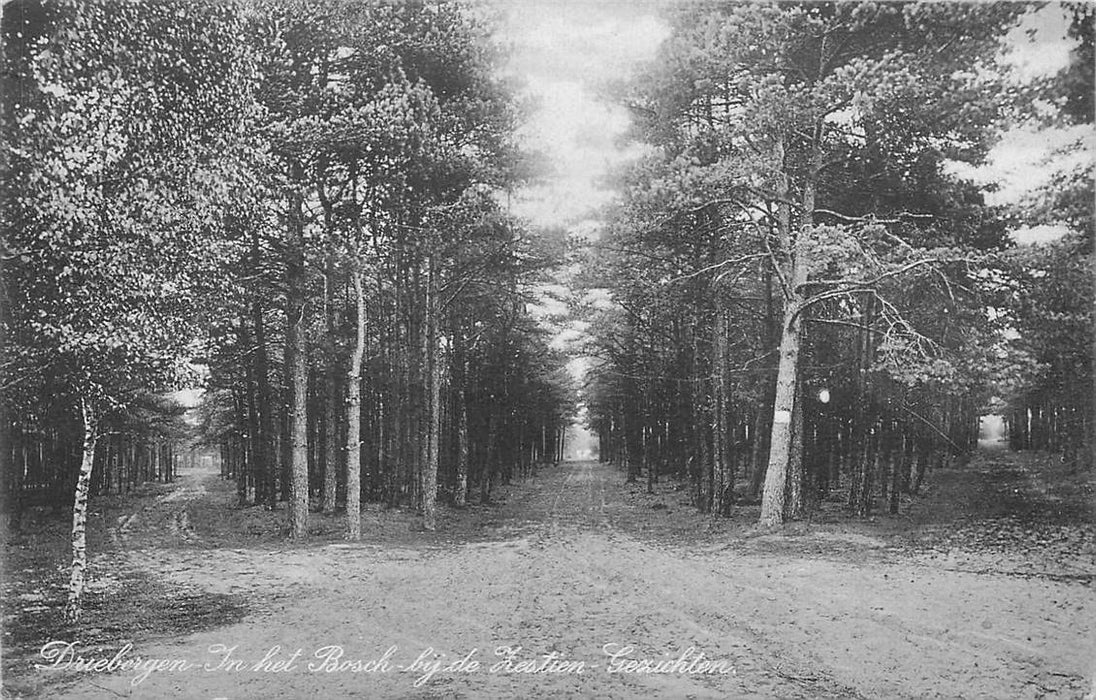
[3, 451, 1094, 699]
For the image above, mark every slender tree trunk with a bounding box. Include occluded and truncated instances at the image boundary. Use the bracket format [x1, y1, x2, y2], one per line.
[647, 420, 657, 494]
[2, 409, 16, 536]
[241, 323, 257, 503]
[321, 253, 340, 514]
[287, 163, 309, 538]
[749, 410, 768, 499]
[749, 265, 778, 499]
[888, 432, 903, 515]
[64, 398, 98, 624]
[626, 398, 642, 484]
[252, 299, 275, 507]
[481, 412, 498, 504]
[345, 263, 365, 540]
[0, 244, 13, 536]
[323, 360, 339, 512]
[455, 383, 469, 508]
[713, 293, 733, 515]
[247, 219, 275, 507]
[422, 257, 440, 531]
[911, 435, 929, 495]
[785, 380, 805, 520]
[12, 432, 25, 528]
[279, 377, 291, 503]
[321, 400, 339, 506]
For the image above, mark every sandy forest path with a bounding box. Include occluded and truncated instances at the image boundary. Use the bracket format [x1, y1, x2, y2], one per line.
[5, 457, 1096, 699]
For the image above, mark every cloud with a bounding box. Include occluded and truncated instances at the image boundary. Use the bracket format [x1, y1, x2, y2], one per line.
[496, 0, 669, 226]
[1011, 224, 1068, 246]
[1002, 4, 1074, 83]
[508, 75, 655, 225]
[946, 123, 1093, 207]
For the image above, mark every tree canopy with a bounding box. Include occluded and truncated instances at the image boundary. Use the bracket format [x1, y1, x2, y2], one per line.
[581, 1, 1090, 525]
[1, 0, 575, 620]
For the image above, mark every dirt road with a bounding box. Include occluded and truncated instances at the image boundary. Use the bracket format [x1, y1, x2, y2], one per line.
[6, 458, 1095, 699]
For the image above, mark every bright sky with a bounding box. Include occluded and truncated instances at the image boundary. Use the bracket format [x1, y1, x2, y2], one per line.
[491, 0, 669, 364]
[973, 3, 1089, 245]
[494, 0, 668, 229]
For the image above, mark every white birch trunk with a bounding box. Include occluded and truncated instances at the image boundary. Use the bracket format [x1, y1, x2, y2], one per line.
[64, 398, 98, 623]
[345, 263, 365, 540]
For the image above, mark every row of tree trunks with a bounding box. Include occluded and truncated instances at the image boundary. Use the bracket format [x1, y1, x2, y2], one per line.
[594, 389, 979, 522]
[220, 279, 572, 539]
[1008, 401, 1089, 462]
[4, 425, 181, 520]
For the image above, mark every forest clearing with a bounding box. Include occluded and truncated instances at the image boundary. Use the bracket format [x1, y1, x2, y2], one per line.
[1, 0, 1093, 698]
[3, 450, 1094, 699]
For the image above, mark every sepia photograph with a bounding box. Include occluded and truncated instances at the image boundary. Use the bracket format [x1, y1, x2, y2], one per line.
[0, 0, 1093, 698]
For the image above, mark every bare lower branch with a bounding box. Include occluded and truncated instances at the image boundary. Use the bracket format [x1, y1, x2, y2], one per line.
[900, 404, 964, 452]
[808, 318, 884, 334]
[664, 253, 766, 285]
[814, 208, 934, 225]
